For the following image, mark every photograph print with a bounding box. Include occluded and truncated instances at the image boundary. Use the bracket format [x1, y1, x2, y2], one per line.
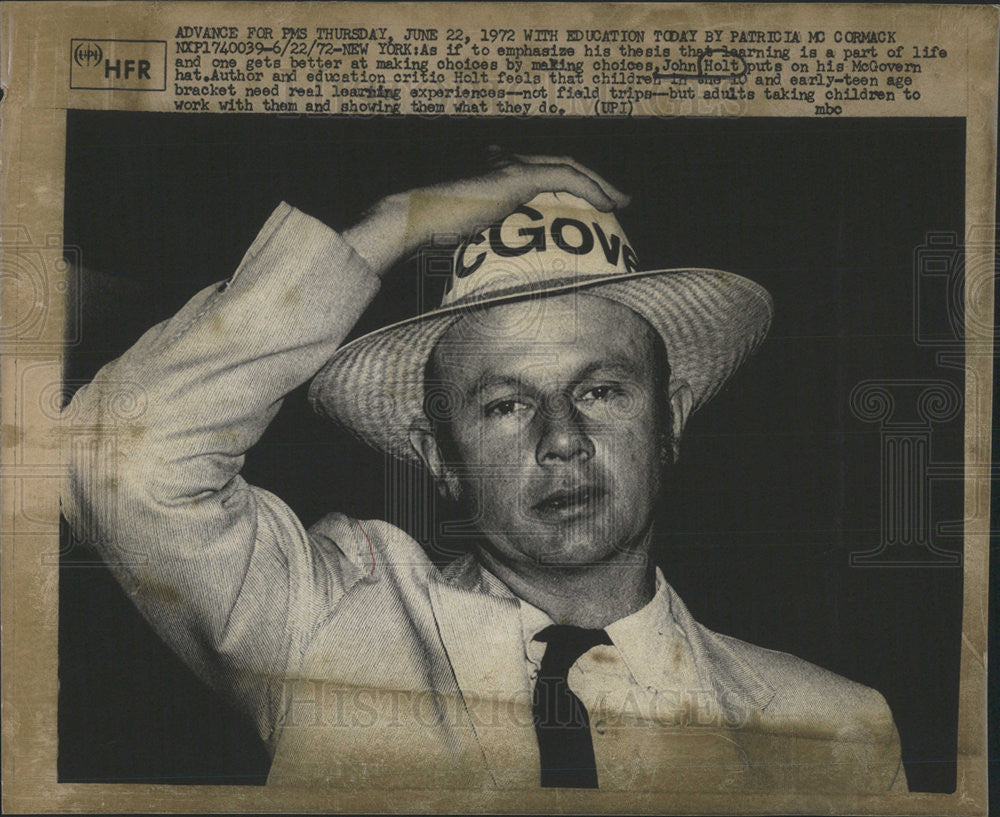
[59, 113, 964, 796]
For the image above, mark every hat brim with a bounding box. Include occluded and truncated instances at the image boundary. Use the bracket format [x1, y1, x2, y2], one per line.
[308, 268, 774, 463]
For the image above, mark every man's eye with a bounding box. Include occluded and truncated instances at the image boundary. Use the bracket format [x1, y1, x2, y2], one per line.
[485, 399, 530, 418]
[578, 385, 620, 402]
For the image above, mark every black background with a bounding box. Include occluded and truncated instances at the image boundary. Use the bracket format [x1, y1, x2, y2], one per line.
[59, 112, 965, 792]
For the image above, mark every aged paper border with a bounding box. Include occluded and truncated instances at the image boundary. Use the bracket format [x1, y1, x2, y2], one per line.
[2, 2, 996, 813]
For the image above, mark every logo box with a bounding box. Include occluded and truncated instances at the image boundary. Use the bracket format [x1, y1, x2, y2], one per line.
[70, 39, 166, 90]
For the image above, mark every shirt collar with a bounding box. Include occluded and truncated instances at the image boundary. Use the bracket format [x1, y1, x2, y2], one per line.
[473, 561, 701, 693]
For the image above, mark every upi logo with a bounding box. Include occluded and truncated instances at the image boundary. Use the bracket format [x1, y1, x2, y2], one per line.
[72, 41, 103, 68]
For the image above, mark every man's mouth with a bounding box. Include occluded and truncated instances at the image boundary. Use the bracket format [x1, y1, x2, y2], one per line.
[531, 485, 605, 517]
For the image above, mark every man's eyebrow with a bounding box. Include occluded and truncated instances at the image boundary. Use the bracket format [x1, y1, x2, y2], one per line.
[465, 374, 526, 403]
[574, 356, 644, 382]
[464, 357, 644, 402]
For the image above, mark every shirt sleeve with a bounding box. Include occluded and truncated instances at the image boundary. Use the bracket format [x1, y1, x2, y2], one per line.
[62, 202, 382, 747]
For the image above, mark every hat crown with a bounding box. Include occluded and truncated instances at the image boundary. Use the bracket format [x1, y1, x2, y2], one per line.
[444, 192, 639, 306]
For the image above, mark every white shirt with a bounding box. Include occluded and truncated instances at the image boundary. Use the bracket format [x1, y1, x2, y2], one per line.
[476, 563, 741, 789]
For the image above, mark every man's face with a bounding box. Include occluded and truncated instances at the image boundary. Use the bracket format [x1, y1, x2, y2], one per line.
[420, 293, 670, 567]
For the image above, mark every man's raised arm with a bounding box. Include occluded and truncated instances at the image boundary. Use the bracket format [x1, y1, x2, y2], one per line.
[61, 156, 629, 743]
[62, 202, 386, 740]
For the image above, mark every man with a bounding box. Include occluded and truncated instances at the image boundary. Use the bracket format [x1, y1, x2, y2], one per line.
[64, 153, 906, 793]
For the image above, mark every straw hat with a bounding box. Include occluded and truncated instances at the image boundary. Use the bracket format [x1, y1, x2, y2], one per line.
[309, 192, 774, 463]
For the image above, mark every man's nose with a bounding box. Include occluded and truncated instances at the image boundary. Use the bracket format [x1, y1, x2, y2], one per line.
[535, 394, 595, 466]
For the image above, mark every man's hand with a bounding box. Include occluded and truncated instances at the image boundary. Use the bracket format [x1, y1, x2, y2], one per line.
[343, 151, 630, 276]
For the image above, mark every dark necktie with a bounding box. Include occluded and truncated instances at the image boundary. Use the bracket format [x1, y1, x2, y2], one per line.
[531, 623, 613, 789]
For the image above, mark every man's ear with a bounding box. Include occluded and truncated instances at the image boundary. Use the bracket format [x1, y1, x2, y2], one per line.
[668, 380, 694, 462]
[409, 427, 462, 500]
